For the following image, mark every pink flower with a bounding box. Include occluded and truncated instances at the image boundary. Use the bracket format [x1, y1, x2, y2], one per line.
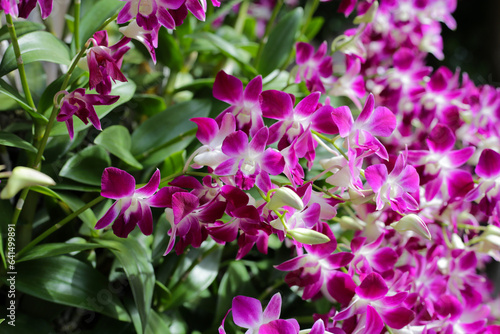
[117, 0, 184, 30]
[0, 0, 19, 17]
[86, 31, 129, 95]
[55, 88, 119, 140]
[219, 293, 300, 334]
[95, 168, 172, 238]
[18, 0, 53, 19]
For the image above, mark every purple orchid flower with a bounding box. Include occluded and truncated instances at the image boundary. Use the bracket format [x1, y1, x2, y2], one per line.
[466, 149, 500, 215]
[214, 127, 285, 192]
[18, 0, 52, 19]
[326, 55, 366, 109]
[213, 70, 264, 136]
[331, 93, 397, 161]
[219, 293, 300, 334]
[295, 41, 333, 93]
[365, 149, 420, 213]
[334, 272, 415, 334]
[95, 168, 172, 238]
[119, 19, 159, 63]
[117, 0, 184, 31]
[0, 0, 18, 17]
[85, 31, 129, 95]
[55, 88, 119, 140]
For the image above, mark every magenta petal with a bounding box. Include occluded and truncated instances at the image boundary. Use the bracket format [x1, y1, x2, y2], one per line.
[371, 247, 398, 272]
[222, 131, 248, 157]
[185, 0, 206, 21]
[362, 106, 397, 137]
[294, 92, 321, 117]
[382, 292, 409, 307]
[136, 169, 161, 197]
[355, 272, 388, 300]
[191, 117, 218, 145]
[446, 147, 475, 168]
[326, 271, 356, 306]
[117, 3, 133, 24]
[476, 149, 500, 178]
[311, 105, 339, 135]
[296, 42, 314, 64]
[365, 164, 388, 193]
[244, 75, 263, 104]
[261, 149, 285, 175]
[330, 106, 353, 137]
[446, 170, 474, 199]
[158, 7, 176, 29]
[249, 127, 269, 154]
[172, 192, 199, 225]
[260, 90, 294, 120]
[275, 255, 307, 271]
[326, 252, 354, 269]
[232, 295, 263, 328]
[259, 319, 300, 334]
[380, 307, 415, 330]
[215, 157, 238, 175]
[459, 251, 477, 271]
[310, 319, 326, 334]
[95, 201, 120, 229]
[101, 167, 136, 199]
[427, 124, 455, 153]
[263, 293, 282, 323]
[137, 202, 153, 235]
[365, 305, 384, 334]
[213, 71, 243, 105]
[357, 94, 375, 124]
[147, 186, 185, 207]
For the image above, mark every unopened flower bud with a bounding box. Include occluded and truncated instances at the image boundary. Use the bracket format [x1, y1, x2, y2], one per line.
[485, 225, 500, 237]
[353, 1, 379, 24]
[0, 167, 56, 199]
[451, 233, 465, 249]
[267, 187, 304, 211]
[390, 214, 431, 240]
[338, 216, 365, 231]
[287, 228, 330, 245]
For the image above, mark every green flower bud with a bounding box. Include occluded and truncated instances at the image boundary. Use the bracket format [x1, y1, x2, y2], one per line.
[0, 167, 56, 199]
[267, 187, 304, 211]
[390, 214, 431, 240]
[287, 228, 330, 245]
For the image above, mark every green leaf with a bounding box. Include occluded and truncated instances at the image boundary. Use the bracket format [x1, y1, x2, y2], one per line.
[257, 8, 303, 76]
[304, 16, 324, 41]
[215, 261, 257, 322]
[0, 131, 37, 153]
[157, 27, 183, 71]
[29, 185, 62, 200]
[0, 21, 45, 41]
[131, 99, 211, 158]
[94, 234, 155, 334]
[50, 80, 136, 136]
[17, 242, 105, 262]
[59, 145, 111, 186]
[189, 31, 257, 75]
[56, 192, 99, 229]
[0, 31, 71, 76]
[130, 94, 167, 117]
[13, 256, 130, 321]
[0, 78, 32, 112]
[78, 0, 124, 48]
[95, 125, 143, 169]
[165, 241, 222, 309]
[159, 151, 185, 178]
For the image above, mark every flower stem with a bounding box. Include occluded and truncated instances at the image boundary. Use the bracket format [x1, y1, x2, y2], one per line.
[5, 14, 36, 112]
[16, 196, 105, 259]
[234, 0, 249, 35]
[74, 0, 81, 50]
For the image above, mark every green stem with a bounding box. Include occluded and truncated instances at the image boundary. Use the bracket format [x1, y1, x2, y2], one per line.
[74, 0, 81, 50]
[5, 14, 36, 111]
[254, 0, 283, 68]
[234, 0, 249, 34]
[300, 0, 321, 37]
[16, 196, 105, 259]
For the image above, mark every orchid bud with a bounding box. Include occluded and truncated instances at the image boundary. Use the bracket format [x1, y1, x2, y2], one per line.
[287, 228, 330, 245]
[485, 225, 500, 237]
[0, 167, 56, 199]
[353, 1, 379, 24]
[267, 187, 304, 211]
[338, 216, 365, 231]
[390, 214, 431, 240]
[451, 233, 465, 249]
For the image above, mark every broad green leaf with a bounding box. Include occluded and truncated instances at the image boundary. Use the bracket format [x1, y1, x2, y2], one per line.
[257, 8, 303, 76]
[304, 16, 324, 41]
[0, 21, 45, 41]
[29, 185, 62, 200]
[130, 94, 167, 117]
[78, 0, 124, 48]
[157, 27, 183, 71]
[59, 145, 111, 186]
[95, 234, 155, 334]
[56, 192, 99, 229]
[50, 81, 136, 136]
[13, 256, 130, 321]
[95, 125, 142, 169]
[215, 261, 257, 322]
[159, 151, 185, 178]
[131, 99, 211, 158]
[0, 78, 34, 114]
[165, 241, 222, 309]
[0, 132, 37, 153]
[0, 313, 52, 333]
[0, 31, 71, 76]
[17, 242, 104, 262]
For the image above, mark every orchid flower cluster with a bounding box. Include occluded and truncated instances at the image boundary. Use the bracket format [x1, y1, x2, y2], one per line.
[4, 0, 500, 333]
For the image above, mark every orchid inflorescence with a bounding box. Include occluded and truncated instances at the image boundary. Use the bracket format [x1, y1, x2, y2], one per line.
[4, 0, 500, 332]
